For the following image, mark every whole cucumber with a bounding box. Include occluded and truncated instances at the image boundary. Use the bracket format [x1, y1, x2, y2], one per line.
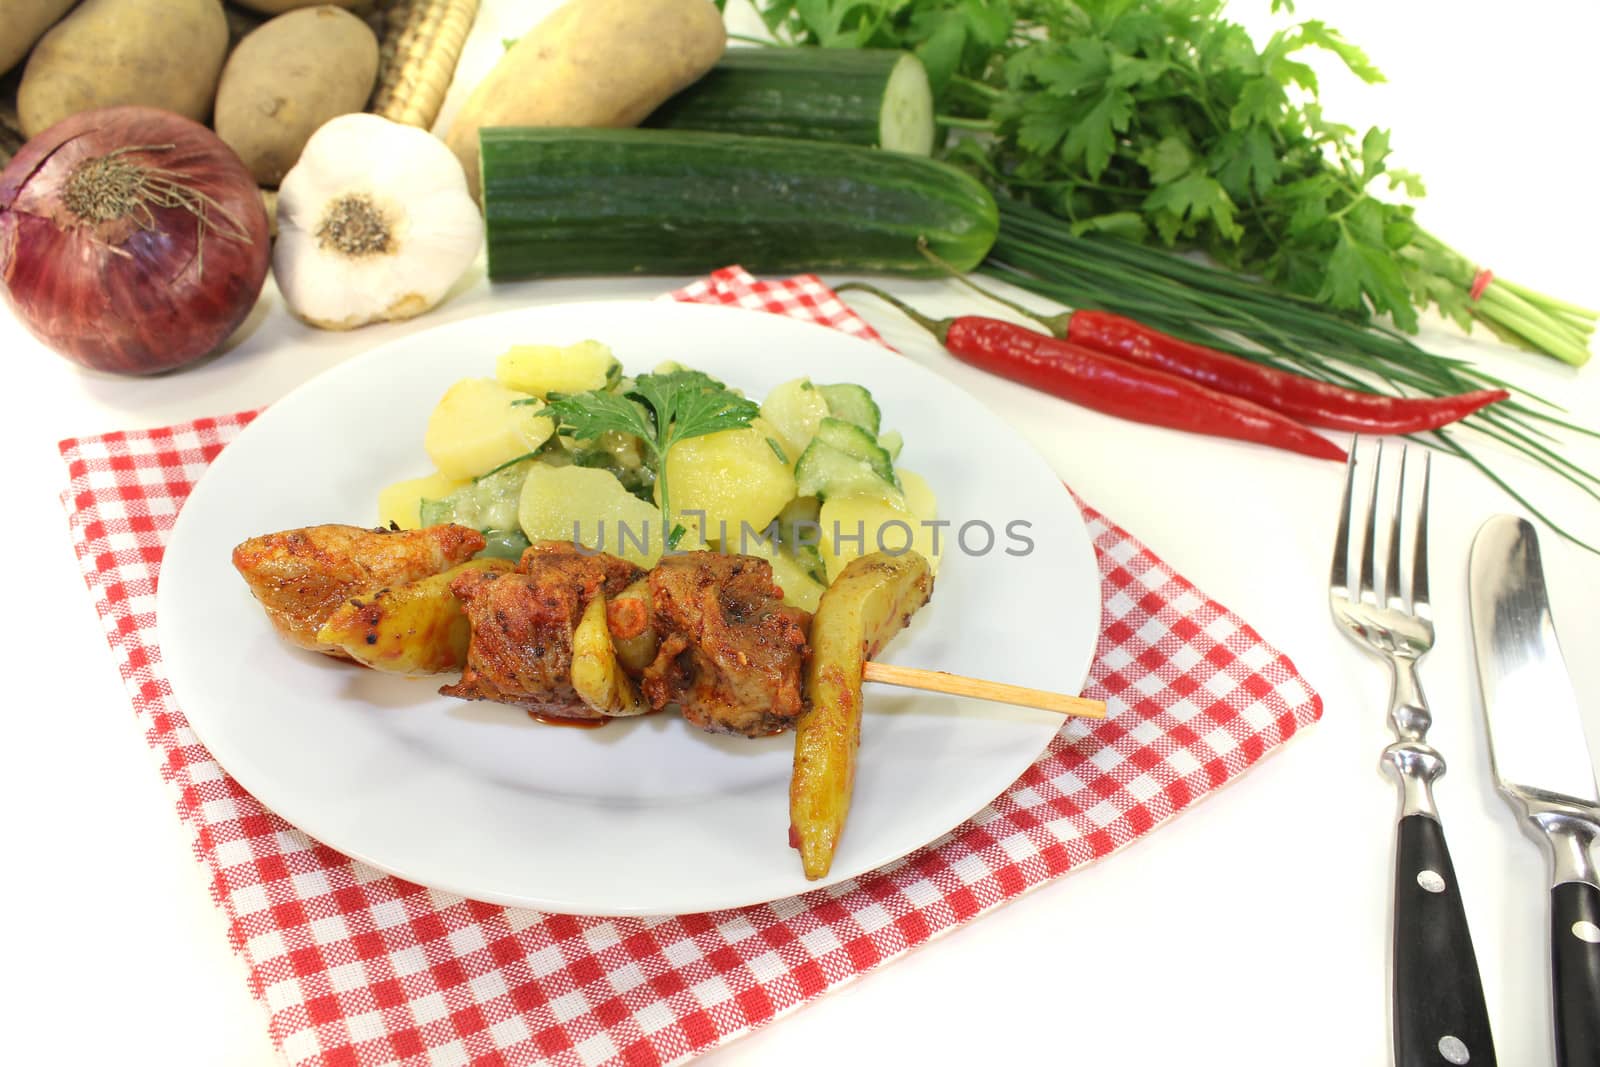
[480, 128, 998, 280]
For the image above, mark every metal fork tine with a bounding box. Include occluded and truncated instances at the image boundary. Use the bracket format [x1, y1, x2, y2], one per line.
[1358, 441, 1381, 604]
[1384, 445, 1407, 611]
[1411, 450, 1432, 620]
[1330, 437, 1359, 594]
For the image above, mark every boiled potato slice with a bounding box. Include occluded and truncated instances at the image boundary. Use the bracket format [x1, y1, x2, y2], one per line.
[898, 469, 938, 524]
[819, 489, 942, 582]
[661, 423, 796, 543]
[378, 471, 469, 530]
[317, 558, 511, 673]
[496, 340, 619, 398]
[424, 378, 554, 479]
[791, 551, 935, 879]
[518, 464, 669, 567]
[760, 377, 829, 461]
[571, 594, 650, 717]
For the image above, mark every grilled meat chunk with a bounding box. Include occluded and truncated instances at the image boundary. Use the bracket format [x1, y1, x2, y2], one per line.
[441, 542, 643, 719]
[640, 552, 810, 737]
[232, 523, 484, 655]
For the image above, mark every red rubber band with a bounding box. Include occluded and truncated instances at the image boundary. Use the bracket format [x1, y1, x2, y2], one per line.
[1470, 269, 1494, 302]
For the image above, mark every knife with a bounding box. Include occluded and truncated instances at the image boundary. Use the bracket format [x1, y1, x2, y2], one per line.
[1468, 514, 1600, 1067]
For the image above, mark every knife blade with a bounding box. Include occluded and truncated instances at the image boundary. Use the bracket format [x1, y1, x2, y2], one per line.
[1468, 514, 1600, 1067]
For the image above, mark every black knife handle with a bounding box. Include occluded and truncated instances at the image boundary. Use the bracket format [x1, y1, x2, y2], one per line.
[1394, 813, 1498, 1066]
[1552, 880, 1600, 1067]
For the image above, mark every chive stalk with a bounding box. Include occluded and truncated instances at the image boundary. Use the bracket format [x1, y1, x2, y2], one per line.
[978, 197, 1598, 552]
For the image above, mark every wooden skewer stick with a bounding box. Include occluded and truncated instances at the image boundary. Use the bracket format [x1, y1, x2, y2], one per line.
[861, 662, 1107, 720]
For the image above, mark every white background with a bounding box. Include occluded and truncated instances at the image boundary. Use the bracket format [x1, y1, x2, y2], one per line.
[4, 1, 1598, 1064]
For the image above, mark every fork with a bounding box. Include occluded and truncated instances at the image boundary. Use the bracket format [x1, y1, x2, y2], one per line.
[1329, 439, 1497, 1067]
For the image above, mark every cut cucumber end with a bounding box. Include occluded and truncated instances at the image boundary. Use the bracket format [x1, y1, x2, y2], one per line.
[879, 53, 936, 156]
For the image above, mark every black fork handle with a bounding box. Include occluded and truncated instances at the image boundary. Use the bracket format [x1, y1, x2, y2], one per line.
[1393, 813, 1498, 1066]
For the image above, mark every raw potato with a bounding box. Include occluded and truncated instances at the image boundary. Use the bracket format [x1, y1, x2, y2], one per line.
[214, 6, 380, 187]
[445, 0, 726, 192]
[496, 340, 619, 398]
[790, 551, 935, 880]
[0, 0, 76, 76]
[378, 470, 470, 530]
[18, 0, 229, 137]
[424, 378, 555, 479]
[518, 464, 668, 567]
[317, 558, 513, 674]
[661, 424, 796, 544]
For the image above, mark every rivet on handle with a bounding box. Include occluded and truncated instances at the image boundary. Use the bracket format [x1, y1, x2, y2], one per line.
[1416, 869, 1446, 894]
[1572, 920, 1600, 943]
[1437, 1034, 1470, 1063]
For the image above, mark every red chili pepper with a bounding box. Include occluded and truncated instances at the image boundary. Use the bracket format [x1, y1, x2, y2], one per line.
[943, 316, 1347, 461]
[1060, 309, 1509, 433]
[909, 245, 1511, 434]
[839, 282, 1346, 461]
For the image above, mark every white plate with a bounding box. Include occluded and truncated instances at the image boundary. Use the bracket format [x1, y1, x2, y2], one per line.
[159, 300, 1098, 915]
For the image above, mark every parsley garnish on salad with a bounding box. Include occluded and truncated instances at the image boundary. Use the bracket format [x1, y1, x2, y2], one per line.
[543, 370, 760, 549]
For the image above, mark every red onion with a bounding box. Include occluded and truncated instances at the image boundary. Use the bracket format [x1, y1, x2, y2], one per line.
[0, 106, 270, 375]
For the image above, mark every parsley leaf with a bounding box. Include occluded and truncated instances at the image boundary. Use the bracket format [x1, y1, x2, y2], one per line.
[1144, 172, 1242, 245]
[541, 388, 652, 445]
[543, 370, 760, 551]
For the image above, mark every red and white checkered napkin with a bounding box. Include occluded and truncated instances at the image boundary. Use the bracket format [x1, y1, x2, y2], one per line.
[59, 267, 1321, 1067]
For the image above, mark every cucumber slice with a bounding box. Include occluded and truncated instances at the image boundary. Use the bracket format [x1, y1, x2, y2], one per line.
[644, 48, 936, 157]
[795, 419, 901, 500]
[419, 459, 531, 532]
[795, 440, 888, 501]
[879, 52, 936, 155]
[817, 382, 881, 436]
[877, 429, 903, 461]
[813, 417, 897, 485]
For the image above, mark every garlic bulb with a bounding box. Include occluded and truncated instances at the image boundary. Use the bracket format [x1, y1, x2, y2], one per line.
[273, 113, 482, 330]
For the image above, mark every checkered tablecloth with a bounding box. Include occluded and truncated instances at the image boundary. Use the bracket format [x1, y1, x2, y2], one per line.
[59, 268, 1322, 1067]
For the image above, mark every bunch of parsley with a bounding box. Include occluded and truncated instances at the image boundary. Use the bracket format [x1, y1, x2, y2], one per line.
[744, 0, 1593, 365]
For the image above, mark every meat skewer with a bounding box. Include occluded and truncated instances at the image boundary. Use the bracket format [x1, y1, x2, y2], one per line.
[234, 526, 1105, 729]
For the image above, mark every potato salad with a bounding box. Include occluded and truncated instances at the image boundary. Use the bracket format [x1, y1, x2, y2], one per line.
[378, 339, 939, 612]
